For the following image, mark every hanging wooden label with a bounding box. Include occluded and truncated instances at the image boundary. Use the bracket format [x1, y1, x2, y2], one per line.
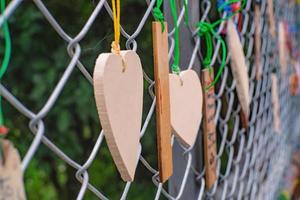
[279, 21, 288, 74]
[289, 73, 298, 96]
[169, 70, 203, 147]
[0, 140, 26, 200]
[93, 50, 143, 181]
[152, 21, 173, 183]
[227, 19, 250, 125]
[255, 4, 262, 80]
[271, 73, 281, 133]
[267, 0, 276, 38]
[201, 68, 217, 189]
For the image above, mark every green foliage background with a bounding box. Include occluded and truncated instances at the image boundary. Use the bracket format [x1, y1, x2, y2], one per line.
[1, 0, 159, 199]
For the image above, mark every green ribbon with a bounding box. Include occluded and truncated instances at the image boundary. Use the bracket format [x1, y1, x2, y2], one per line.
[169, 0, 190, 74]
[0, 0, 11, 126]
[197, 22, 227, 90]
[169, 0, 181, 74]
[182, 0, 189, 27]
[154, 0, 189, 74]
[0, 0, 11, 162]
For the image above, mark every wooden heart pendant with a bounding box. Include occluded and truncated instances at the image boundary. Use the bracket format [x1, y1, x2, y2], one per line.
[227, 19, 250, 120]
[93, 50, 143, 181]
[169, 70, 203, 147]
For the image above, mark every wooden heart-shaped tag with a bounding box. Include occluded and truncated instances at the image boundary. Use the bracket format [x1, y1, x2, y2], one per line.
[0, 140, 26, 200]
[169, 70, 203, 147]
[93, 50, 143, 181]
[227, 19, 250, 120]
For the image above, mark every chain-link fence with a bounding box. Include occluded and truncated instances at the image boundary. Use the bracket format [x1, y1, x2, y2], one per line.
[0, 0, 299, 199]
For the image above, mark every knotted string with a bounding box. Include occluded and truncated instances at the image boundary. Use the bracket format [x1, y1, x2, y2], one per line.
[197, 0, 246, 90]
[111, 0, 121, 54]
[197, 22, 226, 90]
[212, 0, 246, 27]
[153, 0, 165, 32]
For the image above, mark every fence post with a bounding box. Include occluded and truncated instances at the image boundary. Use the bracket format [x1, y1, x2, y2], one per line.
[164, 0, 202, 199]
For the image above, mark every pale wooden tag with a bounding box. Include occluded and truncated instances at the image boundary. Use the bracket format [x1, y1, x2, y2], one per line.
[169, 70, 203, 147]
[93, 50, 143, 181]
[201, 69, 217, 189]
[279, 22, 288, 74]
[271, 74, 281, 132]
[267, 0, 276, 38]
[0, 140, 26, 200]
[152, 21, 173, 183]
[227, 19, 251, 121]
[255, 4, 262, 80]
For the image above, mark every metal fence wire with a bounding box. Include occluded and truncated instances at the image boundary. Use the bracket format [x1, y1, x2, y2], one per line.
[0, 0, 299, 199]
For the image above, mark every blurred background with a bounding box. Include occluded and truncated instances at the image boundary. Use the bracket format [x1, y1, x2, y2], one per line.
[3, 0, 300, 199]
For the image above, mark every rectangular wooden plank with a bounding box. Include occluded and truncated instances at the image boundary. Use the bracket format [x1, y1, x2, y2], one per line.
[152, 21, 173, 182]
[201, 68, 217, 189]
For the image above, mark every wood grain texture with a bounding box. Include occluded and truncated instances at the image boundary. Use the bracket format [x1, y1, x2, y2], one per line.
[152, 21, 173, 182]
[255, 5, 262, 80]
[279, 21, 288, 74]
[227, 19, 250, 123]
[267, 0, 276, 38]
[201, 69, 217, 189]
[271, 73, 281, 133]
[169, 70, 203, 147]
[0, 140, 26, 200]
[93, 50, 143, 181]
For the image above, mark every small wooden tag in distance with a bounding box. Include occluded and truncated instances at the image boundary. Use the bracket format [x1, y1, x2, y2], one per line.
[271, 73, 281, 132]
[0, 140, 26, 200]
[227, 19, 251, 124]
[255, 4, 262, 80]
[201, 68, 217, 189]
[93, 50, 143, 181]
[289, 73, 298, 96]
[152, 21, 173, 183]
[267, 0, 276, 38]
[279, 22, 288, 74]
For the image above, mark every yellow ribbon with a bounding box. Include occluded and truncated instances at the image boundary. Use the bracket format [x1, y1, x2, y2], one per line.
[111, 0, 120, 54]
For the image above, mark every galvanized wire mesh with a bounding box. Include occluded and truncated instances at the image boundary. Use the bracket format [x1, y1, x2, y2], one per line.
[0, 0, 299, 199]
